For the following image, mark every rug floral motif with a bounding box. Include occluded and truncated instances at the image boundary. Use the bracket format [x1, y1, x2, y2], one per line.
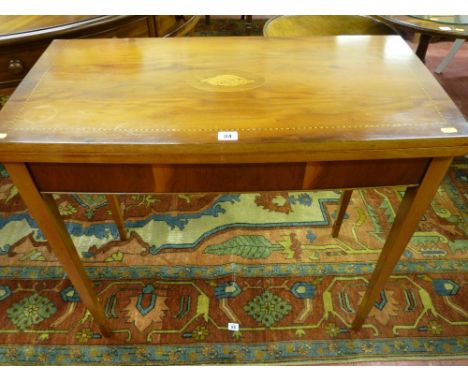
[0, 160, 466, 364]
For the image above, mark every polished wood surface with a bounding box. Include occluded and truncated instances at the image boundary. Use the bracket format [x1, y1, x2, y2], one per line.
[302, 158, 429, 189]
[0, 36, 467, 164]
[0, 16, 200, 90]
[0, 15, 200, 43]
[378, 16, 468, 39]
[0, 16, 102, 38]
[0, 16, 153, 90]
[28, 163, 156, 193]
[263, 15, 396, 37]
[377, 16, 468, 62]
[331, 190, 353, 238]
[106, 195, 128, 241]
[27, 158, 429, 193]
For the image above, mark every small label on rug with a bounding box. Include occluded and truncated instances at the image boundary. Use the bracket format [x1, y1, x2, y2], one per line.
[218, 131, 238, 141]
[228, 322, 240, 331]
[0, 133, 7, 139]
[439, 26, 452, 31]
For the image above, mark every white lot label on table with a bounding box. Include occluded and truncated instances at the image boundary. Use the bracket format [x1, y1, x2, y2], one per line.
[218, 131, 238, 141]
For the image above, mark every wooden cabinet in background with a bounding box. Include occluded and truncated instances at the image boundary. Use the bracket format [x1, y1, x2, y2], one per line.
[0, 15, 200, 96]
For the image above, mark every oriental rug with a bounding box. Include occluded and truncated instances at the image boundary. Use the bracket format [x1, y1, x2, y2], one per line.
[0, 160, 466, 365]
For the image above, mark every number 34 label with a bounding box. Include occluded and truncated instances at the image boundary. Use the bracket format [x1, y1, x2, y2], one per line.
[218, 131, 238, 141]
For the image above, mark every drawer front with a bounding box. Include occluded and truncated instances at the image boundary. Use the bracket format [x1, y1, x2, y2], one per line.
[0, 43, 47, 88]
[28, 163, 156, 193]
[27, 158, 430, 194]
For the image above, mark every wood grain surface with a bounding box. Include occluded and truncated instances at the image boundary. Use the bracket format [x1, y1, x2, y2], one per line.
[0, 16, 200, 43]
[263, 15, 396, 37]
[0, 36, 467, 163]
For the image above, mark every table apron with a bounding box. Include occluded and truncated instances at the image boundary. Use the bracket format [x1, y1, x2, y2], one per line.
[25, 158, 431, 194]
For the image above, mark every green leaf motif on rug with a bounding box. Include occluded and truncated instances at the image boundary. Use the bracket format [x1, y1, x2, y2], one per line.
[365, 204, 382, 234]
[204, 235, 283, 259]
[243, 290, 292, 327]
[277, 235, 295, 259]
[105, 251, 124, 262]
[7, 293, 57, 331]
[0, 183, 17, 204]
[21, 249, 46, 262]
[448, 239, 468, 254]
[295, 329, 306, 337]
[379, 199, 394, 224]
[58, 202, 77, 216]
[37, 333, 49, 342]
[130, 194, 160, 208]
[177, 194, 192, 203]
[271, 195, 288, 207]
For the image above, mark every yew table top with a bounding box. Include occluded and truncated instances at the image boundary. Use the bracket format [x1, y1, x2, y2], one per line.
[0, 36, 467, 163]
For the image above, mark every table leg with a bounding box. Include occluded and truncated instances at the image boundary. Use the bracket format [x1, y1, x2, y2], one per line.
[331, 189, 353, 238]
[246, 15, 253, 35]
[351, 157, 452, 329]
[416, 33, 432, 62]
[106, 195, 128, 241]
[4, 163, 112, 337]
[435, 38, 465, 74]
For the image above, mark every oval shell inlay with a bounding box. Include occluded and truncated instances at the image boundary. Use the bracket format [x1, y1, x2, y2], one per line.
[190, 71, 264, 92]
[201, 74, 255, 87]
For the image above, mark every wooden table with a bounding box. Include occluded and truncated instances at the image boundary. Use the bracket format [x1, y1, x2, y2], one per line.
[263, 15, 396, 37]
[0, 36, 467, 337]
[378, 16, 468, 63]
[0, 15, 200, 94]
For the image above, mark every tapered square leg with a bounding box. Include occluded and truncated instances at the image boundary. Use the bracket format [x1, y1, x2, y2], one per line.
[352, 157, 453, 329]
[106, 194, 128, 241]
[331, 189, 353, 238]
[4, 163, 112, 336]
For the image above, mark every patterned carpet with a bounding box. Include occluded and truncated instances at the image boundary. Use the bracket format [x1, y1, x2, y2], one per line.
[0, 17, 467, 365]
[0, 160, 466, 364]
